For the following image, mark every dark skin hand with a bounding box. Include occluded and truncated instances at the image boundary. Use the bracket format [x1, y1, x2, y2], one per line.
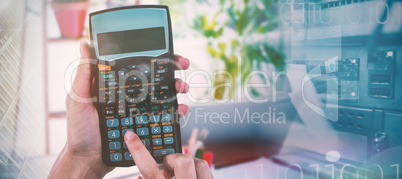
[49, 41, 213, 179]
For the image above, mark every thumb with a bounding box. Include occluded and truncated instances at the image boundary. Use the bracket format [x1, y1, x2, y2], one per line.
[69, 40, 94, 100]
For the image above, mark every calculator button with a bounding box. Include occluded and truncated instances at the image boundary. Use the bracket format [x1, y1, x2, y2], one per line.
[162, 104, 171, 110]
[108, 130, 120, 139]
[126, 88, 135, 93]
[135, 116, 148, 124]
[151, 127, 161, 134]
[127, 98, 137, 103]
[162, 114, 172, 122]
[141, 139, 150, 146]
[160, 85, 169, 90]
[101, 74, 114, 79]
[123, 142, 127, 149]
[150, 115, 160, 123]
[161, 95, 170, 99]
[105, 109, 114, 115]
[136, 128, 149, 136]
[129, 76, 140, 81]
[109, 142, 121, 150]
[138, 88, 146, 92]
[127, 65, 139, 69]
[154, 77, 164, 82]
[106, 100, 114, 105]
[141, 66, 151, 77]
[163, 126, 173, 133]
[139, 107, 147, 112]
[110, 153, 122, 161]
[106, 119, 119, 127]
[118, 108, 125, 116]
[151, 106, 159, 110]
[121, 117, 134, 126]
[122, 129, 134, 137]
[154, 149, 175, 157]
[124, 152, 133, 160]
[157, 59, 169, 66]
[118, 68, 128, 78]
[108, 81, 118, 86]
[164, 137, 174, 144]
[156, 68, 167, 74]
[98, 64, 111, 71]
[153, 138, 162, 145]
[129, 108, 139, 115]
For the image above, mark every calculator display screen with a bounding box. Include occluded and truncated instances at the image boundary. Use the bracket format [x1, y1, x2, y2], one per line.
[97, 27, 166, 56]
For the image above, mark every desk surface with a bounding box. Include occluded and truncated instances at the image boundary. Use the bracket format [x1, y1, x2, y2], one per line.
[205, 141, 282, 169]
[212, 157, 314, 179]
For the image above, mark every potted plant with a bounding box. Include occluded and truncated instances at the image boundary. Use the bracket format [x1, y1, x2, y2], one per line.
[51, 0, 90, 38]
[193, 0, 286, 100]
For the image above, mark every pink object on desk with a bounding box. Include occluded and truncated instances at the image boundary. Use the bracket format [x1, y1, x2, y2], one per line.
[51, 1, 90, 38]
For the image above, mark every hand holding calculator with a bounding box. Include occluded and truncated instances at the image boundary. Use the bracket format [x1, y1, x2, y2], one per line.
[89, 5, 183, 167]
[49, 43, 191, 178]
[50, 5, 213, 178]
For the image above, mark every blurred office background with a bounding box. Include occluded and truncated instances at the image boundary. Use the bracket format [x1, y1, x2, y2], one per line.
[0, 0, 401, 178]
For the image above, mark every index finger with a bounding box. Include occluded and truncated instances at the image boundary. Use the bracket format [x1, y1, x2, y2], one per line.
[124, 131, 164, 179]
[175, 54, 190, 70]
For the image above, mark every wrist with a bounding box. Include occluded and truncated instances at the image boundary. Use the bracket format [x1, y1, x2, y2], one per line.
[49, 145, 112, 178]
[67, 149, 106, 178]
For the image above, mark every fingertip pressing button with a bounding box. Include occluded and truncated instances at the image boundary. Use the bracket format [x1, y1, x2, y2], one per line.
[122, 129, 134, 137]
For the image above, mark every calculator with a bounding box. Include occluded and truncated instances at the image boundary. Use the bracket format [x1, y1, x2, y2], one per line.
[89, 5, 182, 167]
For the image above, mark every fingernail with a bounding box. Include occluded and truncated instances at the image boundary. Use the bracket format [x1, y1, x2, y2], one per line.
[125, 131, 136, 141]
[184, 82, 190, 92]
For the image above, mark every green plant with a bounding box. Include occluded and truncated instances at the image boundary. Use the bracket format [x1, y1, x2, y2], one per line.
[193, 0, 285, 99]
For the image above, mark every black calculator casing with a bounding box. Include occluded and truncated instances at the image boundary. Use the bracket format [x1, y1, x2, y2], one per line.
[89, 5, 182, 167]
